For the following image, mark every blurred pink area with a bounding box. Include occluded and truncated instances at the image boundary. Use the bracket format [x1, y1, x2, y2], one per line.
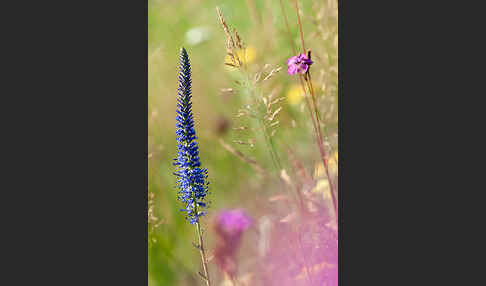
[260, 202, 338, 286]
[212, 209, 253, 279]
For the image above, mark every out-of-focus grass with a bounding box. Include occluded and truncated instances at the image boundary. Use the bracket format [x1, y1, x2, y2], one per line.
[149, 1, 337, 285]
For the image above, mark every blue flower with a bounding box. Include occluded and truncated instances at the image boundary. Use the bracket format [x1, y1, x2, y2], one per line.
[174, 47, 209, 224]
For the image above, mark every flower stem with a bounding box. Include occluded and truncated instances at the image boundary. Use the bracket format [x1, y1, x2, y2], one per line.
[293, 0, 306, 53]
[280, 0, 333, 204]
[304, 73, 338, 220]
[196, 220, 211, 286]
[279, 0, 297, 55]
[291, 0, 338, 220]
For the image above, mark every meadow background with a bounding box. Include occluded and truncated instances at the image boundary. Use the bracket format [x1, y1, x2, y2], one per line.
[148, 0, 338, 285]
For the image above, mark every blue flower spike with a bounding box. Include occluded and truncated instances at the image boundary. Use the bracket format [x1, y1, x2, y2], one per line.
[174, 47, 209, 224]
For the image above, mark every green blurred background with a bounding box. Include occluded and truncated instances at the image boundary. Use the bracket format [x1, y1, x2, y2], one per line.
[148, 0, 338, 285]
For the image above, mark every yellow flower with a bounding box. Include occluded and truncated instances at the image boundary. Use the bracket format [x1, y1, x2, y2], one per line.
[286, 84, 304, 105]
[314, 151, 338, 178]
[313, 153, 337, 202]
[312, 179, 329, 194]
[286, 82, 318, 106]
[240, 46, 257, 64]
[314, 162, 325, 178]
[225, 46, 257, 68]
[328, 151, 338, 174]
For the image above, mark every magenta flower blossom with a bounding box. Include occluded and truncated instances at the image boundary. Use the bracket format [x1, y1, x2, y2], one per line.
[287, 54, 313, 75]
[213, 209, 252, 279]
[216, 209, 252, 236]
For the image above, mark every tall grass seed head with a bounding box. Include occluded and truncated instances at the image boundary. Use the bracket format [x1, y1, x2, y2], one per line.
[173, 47, 210, 224]
[224, 46, 257, 69]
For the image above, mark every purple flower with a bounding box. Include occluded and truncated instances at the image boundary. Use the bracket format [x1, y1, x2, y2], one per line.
[287, 54, 313, 75]
[213, 209, 252, 279]
[216, 209, 252, 236]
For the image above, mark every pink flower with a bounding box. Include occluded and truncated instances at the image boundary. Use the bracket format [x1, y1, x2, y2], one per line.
[287, 54, 313, 75]
[213, 209, 252, 279]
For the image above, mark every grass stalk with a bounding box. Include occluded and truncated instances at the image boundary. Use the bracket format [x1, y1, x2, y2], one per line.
[243, 71, 282, 174]
[293, 0, 306, 53]
[304, 72, 337, 219]
[279, 0, 297, 55]
[246, 0, 261, 25]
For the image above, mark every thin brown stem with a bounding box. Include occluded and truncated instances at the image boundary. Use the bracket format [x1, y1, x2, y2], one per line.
[280, 0, 321, 152]
[219, 138, 267, 175]
[196, 221, 211, 286]
[303, 74, 337, 219]
[246, 0, 261, 25]
[316, 135, 338, 219]
[279, 0, 297, 55]
[293, 0, 306, 53]
[279, 0, 320, 150]
[300, 91, 337, 220]
[298, 76, 318, 134]
[279, 0, 336, 218]
[306, 72, 321, 124]
[292, 0, 338, 219]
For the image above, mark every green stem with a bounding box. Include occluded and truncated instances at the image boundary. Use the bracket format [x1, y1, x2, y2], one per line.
[192, 191, 211, 286]
[259, 118, 281, 173]
[244, 74, 282, 174]
[196, 220, 211, 286]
